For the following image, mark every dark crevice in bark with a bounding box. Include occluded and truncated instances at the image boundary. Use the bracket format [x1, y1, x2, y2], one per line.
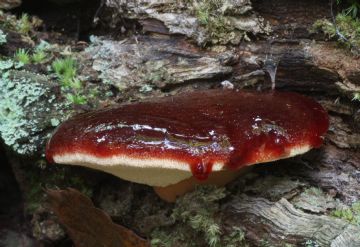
[11, 0, 102, 41]
[0, 145, 23, 227]
[0, 144, 31, 245]
[253, 0, 332, 39]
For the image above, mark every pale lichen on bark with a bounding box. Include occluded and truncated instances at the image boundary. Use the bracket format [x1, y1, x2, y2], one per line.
[0, 70, 69, 155]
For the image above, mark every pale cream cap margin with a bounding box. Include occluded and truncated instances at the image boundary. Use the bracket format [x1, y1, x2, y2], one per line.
[53, 145, 310, 187]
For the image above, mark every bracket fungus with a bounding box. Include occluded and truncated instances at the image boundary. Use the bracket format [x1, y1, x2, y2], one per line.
[46, 90, 329, 202]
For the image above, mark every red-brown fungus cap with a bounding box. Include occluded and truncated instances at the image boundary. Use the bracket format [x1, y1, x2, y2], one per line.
[46, 90, 329, 187]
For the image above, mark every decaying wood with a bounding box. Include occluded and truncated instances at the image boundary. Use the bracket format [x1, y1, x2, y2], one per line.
[94, 0, 360, 99]
[104, 0, 270, 45]
[252, 0, 331, 39]
[225, 196, 360, 247]
[90, 0, 360, 246]
[83, 35, 233, 92]
[0, 0, 21, 9]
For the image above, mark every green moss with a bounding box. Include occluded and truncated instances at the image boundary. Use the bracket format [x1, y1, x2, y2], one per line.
[151, 231, 172, 247]
[303, 187, 323, 196]
[171, 186, 225, 247]
[336, 0, 360, 19]
[0, 12, 17, 30]
[222, 227, 248, 247]
[32, 50, 47, 63]
[187, 0, 270, 45]
[353, 92, 360, 101]
[66, 93, 87, 105]
[17, 13, 32, 34]
[51, 57, 88, 105]
[0, 11, 29, 34]
[259, 240, 273, 247]
[192, 0, 236, 44]
[312, 13, 360, 54]
[52, 57, 77, 84]
[151, 186, 248, 247]
[331, 201, 360, 225]
[14, 48, 31, 65]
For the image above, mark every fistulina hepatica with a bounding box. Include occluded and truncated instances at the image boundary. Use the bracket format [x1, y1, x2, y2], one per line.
[46, 89, 329, 202]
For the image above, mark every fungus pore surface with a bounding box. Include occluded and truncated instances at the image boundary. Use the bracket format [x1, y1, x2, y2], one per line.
[46, 90, 329, 186]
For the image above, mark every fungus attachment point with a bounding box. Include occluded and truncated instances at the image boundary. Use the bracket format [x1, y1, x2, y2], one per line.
[154, 168, 249, 202]
[46, 90, 329, 202]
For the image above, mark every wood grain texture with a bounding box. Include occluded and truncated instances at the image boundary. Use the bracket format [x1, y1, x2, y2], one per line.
[224, 195, 360, 247]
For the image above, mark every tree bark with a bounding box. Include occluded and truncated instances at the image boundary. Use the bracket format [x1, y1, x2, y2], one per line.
[94, 0, 360, 246]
